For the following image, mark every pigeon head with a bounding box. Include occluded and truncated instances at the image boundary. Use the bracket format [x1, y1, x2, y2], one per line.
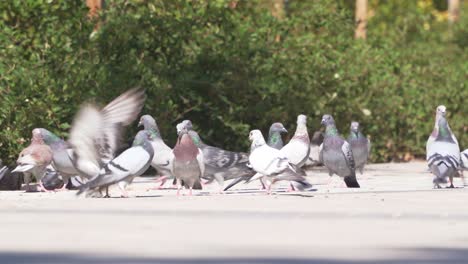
[36, 128, 62, 146]
[138, 115, 160, 140]
[269, 122, 288, 134]
[176, 123, 187, 136]
[182, 120, 193, 130]
[31, 128, 45, 144]
[176, 120, 193, 135]
[350, 121, 360, 133]
[297, 114, 307, 125]
[436, 105, 446, 117]
[321, 114, 335, 126]
[249, 129, 266, 149]
[138, 115, 159, 130]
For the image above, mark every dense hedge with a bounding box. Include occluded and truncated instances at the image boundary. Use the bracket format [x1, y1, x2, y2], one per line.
[0, 0, 466, 165]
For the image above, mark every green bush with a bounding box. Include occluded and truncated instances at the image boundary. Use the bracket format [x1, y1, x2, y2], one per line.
[0, 0, 466, 165]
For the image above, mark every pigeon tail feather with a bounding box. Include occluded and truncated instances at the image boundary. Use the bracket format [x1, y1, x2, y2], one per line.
[344, 175, 360, 188]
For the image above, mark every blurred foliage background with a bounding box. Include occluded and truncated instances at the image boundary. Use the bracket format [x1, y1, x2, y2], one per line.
[0, 0, 466, 165]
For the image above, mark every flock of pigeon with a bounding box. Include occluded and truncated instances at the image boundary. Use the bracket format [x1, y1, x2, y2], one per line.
[0, 89, 467, 197]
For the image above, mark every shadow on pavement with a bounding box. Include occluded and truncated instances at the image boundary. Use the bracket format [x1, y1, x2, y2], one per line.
[1, 247, 468, 264]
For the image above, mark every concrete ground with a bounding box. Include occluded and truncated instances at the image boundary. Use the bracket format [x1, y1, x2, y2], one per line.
[0, 161, 467, 264]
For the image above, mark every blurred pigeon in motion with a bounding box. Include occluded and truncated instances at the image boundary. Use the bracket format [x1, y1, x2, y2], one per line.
[347, 122, 371, 175]
[38, 88, 146, 190]
[179, 120, 254, 192]
[426, 106, 460, 188]
[305, 131, 324, 167]
[0, 165, 23, 191]
[248, 130, 312, 193]
[139, 115, 174, 189]
[77, 130, 154, 197]
[12, 129, 53, 192]
[172, 125, 204, 196]
[279, 115, 310, 168]
[320, 114, 360, 188]
[267, 122, 288, 150]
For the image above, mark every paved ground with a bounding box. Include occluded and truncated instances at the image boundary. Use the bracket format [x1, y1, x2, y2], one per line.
[0, 161, 467, 264]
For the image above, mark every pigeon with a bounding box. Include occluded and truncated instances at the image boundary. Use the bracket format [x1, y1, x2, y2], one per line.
[426, 105, 447, 154]
[461, 149, 468, 184]
[35, 128, 78, 189]
[172, 125, 204, 196]
[305, 131, 324, 167]
[267, 122, 288, 150]
[138, 115, 174, 188]
[38, 88, 146, 190]
[248, 129, 312, 193]
[77, 130, 154, 197]
[320, 114, 360, 188]
[12, 129, 53, 192]
[426, 106, 460, 188]
[179, 120, 255, 191]
[279, 114, 310, 167]
[347, 121, 371, 175]
[0, 166, 23, 191]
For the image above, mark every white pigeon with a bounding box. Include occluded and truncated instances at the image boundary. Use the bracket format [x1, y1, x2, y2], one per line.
[248, 130, 312, 193]
[426, 106, 460, 188]
[139, 115, 175, 188]
[279, 114, 310, 167]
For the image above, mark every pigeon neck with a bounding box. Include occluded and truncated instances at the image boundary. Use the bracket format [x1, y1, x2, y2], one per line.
[325, 125, 339, 137]
[251, 137, 266, 151]
[436, 122, 454, 143]
[294, 123, 308, 136]
[148, 127, 161, 140]
[268, 132, 283, 146]
[188, 131, 203, 147]
[349, 131, 361, 139]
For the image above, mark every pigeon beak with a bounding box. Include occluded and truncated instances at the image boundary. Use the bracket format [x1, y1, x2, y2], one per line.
[281, 127, 288, 133]
[321, 119, 326, 125]
[138, 120, 143, 127]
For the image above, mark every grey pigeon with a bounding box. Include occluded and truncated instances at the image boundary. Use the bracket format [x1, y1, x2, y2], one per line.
[461, 149, 467, 184]
[179, 120, 255, 191]
[172, 125, 204, 196]
[77, 130, 154, 197]
[138, 115, 174, 188]
[426, 105, 447, 155]
[34, 129, 77, 189]
[267, 122, 288, 150]
[305, 131, 324, 167]
[280, 114, 310, 167]
[347, 121, 371, 175]
[320, 114, 360, 188]
[426, 106, 460, 188]
[38, 88, 146, 190]
[248, 129, 312, 193]
[12, 129, 53, 192]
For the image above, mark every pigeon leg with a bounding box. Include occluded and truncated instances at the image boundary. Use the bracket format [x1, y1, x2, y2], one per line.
[176, 179, 183, 196]
[448, 175, 454, 188]
[148, 176, 168, 190]
[287, 182, 296, 192]
[188, 187, 193, 196]
[259, 178, 267, 190]
[461, 170, 466, 186]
